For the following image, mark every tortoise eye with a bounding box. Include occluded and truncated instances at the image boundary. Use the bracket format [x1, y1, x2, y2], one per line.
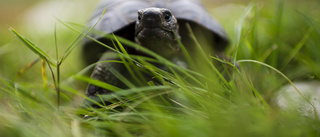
[163, 11, 172, 22]
[138, 11, 142, 21]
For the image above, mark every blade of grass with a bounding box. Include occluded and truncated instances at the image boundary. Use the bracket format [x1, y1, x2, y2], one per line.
[147, 81, 172, 106]
[258, 44, 278, 62]
[113, 35, 146, 85]
[57, 6, 108, 64]
[232, 4, 254, 64]
[134, 55, 207, 88]
[41, 60, 48, 91]
[269, 0, 284, 67]
[281, 27, 313, 70]
[107, 66, 136, 89]
[210, 56, 239, 71]
[297, 9, 320, 36]
[62, 59, 123, 84]
[60, 85, 104, 108]
[185, 23, 229, 87]
[74, 75, 121, 92]
[13, 84, 42, 103]
[11, 58, 41, 83]
[104, 86, 173, 100]
[137, 59, 168, 84]
[80, 85, 174, 108]
[136, 58, 201, 90]
[174, 32, 194, 67]
[9, 26, 56, 67]
[54, 23, 58, 60]
[44, 58, 60, 108]
[0, 79, 15, 93]
[239, 67, 269, 107]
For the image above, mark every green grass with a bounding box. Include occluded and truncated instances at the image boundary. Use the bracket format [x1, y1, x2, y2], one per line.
[1, 0, 320, 136]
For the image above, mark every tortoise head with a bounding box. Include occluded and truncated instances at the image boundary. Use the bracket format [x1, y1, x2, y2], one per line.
[135, 8, 180, 58]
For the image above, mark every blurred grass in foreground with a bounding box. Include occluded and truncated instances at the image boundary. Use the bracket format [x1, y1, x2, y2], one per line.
[1, 0, 320, 136]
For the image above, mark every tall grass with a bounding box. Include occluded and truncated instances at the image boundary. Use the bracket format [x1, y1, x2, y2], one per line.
[1, 0, 320, 136]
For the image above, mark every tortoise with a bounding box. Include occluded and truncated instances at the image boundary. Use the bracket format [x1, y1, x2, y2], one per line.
[83, 0, 229, 106]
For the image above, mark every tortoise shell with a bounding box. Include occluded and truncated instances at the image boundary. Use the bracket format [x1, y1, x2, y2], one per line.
[84, 0, 229, 64]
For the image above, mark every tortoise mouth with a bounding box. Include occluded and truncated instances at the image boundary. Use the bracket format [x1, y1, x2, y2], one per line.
[135, 27, 179, 58]
[135, 28, 174, 37]
[135, 28, 175, 41]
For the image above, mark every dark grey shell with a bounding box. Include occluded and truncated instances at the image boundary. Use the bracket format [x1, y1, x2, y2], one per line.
[84, 0, 229, 63]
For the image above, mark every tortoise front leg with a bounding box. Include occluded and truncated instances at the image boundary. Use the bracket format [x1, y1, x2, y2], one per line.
[85, 52, 130, 107]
